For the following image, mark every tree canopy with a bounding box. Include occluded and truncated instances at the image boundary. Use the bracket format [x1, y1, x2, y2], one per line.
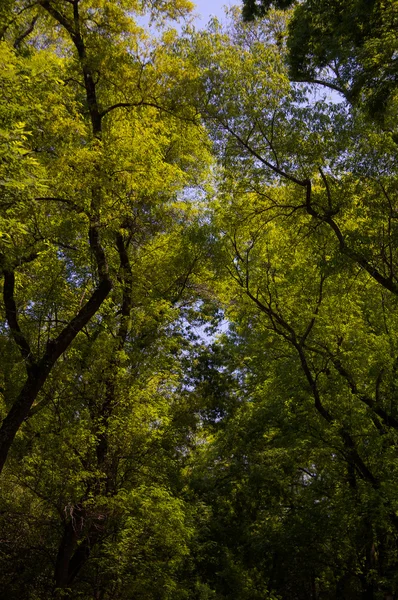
[242, 0, 398, 126]
[0, 1, 397, 599]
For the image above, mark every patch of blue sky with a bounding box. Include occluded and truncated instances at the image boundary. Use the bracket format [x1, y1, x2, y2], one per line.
[138, 0, 235, 33]
[191, 0, 234, 28]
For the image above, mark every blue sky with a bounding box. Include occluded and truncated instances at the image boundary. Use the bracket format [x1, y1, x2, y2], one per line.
[191, 0, 234, 26]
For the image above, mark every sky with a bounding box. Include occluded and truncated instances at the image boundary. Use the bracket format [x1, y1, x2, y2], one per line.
[139, 0, 235, 34]
[190, 0, 234, 27]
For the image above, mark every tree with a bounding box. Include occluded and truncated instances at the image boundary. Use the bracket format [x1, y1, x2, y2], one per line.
[2, 2, 398, 598]
[0, 1, 213, 597]
[242, 0, 398, 127]
[181, 8, 398, 598]
[0, 0, 209, 471]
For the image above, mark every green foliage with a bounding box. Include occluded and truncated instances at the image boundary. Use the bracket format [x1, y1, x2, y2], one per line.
[177, 7, 398, 599]
[1, 2, 398, 599]
[242, 0, 398, 126]
[0, 1, 213, 598]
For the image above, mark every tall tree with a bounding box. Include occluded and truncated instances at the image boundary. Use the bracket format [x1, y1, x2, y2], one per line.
[242, 0, 398, 126]
[0, 1, 213, 597]
[0, 0, 208, 472]
[181, 8, 398, 598]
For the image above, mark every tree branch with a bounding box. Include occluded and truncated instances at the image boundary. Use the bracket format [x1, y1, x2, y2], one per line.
[222, 122, 308, 187]
[306, 179, 398, 295]
[35, 197, 86, 214]
[13, 15, 38, 49]
[2, 270, 34, 368]
[38, 0, 76, 41]
[300, 273, 326, 346]
[291, 77, 349, 99]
